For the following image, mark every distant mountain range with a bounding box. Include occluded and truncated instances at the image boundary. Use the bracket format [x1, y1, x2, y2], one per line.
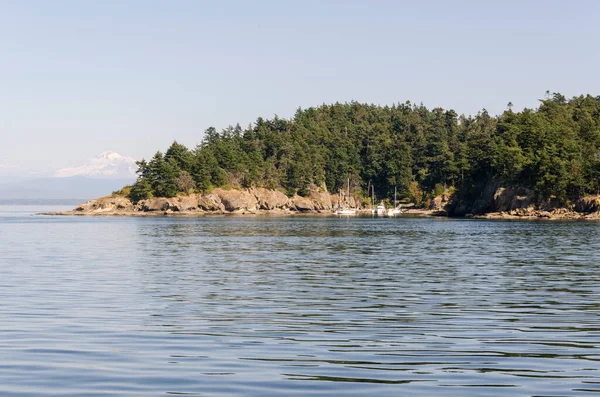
[0, 152, 137, 201]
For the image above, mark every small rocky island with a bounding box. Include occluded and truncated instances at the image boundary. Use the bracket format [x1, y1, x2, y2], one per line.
[46, 94, 600, 220]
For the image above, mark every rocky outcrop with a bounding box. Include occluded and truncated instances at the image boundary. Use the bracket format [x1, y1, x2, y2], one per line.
[474, 191, 600, 220]
[330, 193, 358, 209]
[575, 196, 600, 213]
[291, 195, 315, 212]
[470, 180, 502, 214]
[447, 182, 533, 216]
[197, 193, 224, 211]
[308, 186, 333, 211]
[74, 196, 133, 213]
[252, 188, 289, 210]
[213, 189, 258, 212]
[167, 195, 200, 212]
[68, 187, 339, 215]
[330, 193, 340, 207]
[493, 187, 534, 212]
[477, 207, 583, 220]
[429, 192, 452, 212]
[76, 195, 201, 214]
[137, 198, 171, 212]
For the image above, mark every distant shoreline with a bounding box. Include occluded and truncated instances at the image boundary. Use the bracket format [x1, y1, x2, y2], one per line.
[40, 205, 600, 221]
[0, 199, 86, 206]
[40, 208, 437, 218]
[36, 185, 600, 221]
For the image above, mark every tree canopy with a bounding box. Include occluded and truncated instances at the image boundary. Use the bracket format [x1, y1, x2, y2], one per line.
[128, 93, 600, 206]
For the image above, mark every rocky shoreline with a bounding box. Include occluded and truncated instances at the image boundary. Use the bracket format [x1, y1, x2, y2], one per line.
[41, 184, 600, 220]
[43, 187, 329, 216]
[439, 185, 600, 220]
[43, 187, 433, 217]
[472, 208, 600, 220]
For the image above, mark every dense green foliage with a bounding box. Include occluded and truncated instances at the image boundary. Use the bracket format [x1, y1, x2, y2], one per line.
[130, 93, 600, 206]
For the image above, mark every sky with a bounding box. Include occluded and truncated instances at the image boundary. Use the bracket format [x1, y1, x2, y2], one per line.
[1, 0, 599, 176]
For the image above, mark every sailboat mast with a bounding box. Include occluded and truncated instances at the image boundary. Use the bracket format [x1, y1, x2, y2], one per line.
[371, 185, 374, 208]
[347, 178, 350, 207]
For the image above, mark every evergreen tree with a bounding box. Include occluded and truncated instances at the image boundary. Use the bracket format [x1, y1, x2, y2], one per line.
[147, 152, 179, 198]
[165, 141, 194, 172]
[130, 178, 153, 203]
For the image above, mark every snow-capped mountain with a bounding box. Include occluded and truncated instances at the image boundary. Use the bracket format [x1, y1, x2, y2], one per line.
[55, 151, 138, 179]
[0, 152, 138, 200]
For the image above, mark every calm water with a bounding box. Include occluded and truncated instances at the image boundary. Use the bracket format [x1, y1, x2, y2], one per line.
[1, 206, 600, 396]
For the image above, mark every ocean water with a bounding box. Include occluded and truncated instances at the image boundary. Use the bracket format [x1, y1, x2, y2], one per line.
[1, 206, 599, 396]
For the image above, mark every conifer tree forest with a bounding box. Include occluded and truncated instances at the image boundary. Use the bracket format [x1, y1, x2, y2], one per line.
[128, 93, 600, 207]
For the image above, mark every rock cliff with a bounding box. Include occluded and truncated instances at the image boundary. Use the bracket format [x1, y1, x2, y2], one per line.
[71, 186, 339, 215]
[443, 181, 600, 219]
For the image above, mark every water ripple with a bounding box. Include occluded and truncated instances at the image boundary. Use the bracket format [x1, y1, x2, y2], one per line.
[1, 209, 600, 396]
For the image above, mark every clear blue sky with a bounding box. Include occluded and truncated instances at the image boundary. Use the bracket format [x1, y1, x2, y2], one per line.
[1, 0, 599, 175]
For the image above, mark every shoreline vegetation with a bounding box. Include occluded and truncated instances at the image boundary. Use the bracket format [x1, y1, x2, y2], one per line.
[49, 93, 600, 220]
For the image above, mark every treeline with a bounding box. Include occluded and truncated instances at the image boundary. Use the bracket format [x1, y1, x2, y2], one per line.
[128, 93, 600, 206]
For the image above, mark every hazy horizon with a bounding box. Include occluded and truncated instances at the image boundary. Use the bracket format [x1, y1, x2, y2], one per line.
[2, 0, 599, 176]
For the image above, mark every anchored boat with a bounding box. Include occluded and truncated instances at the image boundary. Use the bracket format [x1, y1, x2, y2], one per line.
[387, 186, 402, 216]
[335, 178, 357, 216]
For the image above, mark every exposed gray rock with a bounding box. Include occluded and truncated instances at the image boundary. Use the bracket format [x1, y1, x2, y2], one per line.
[252, 188, 289, 210]
[168, 195, 199, 211]
[330, 192, 357, 209]
[75, 196, 133, 212]
[309, 186, 332, 210]
[214, 188, 258, 211]
[494, 187, 534, 212]
[137, 198, 170, 212]
[292, 195, 315, 212]
[197, 194, 223, 211]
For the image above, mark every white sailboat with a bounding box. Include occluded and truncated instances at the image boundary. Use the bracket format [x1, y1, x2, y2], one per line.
[376, 201, 386, 216]
[387, 186, 402, 216]
[336, 208, 356, 216]
[370, 185, 386, 216]
[335, 178, 356, 216]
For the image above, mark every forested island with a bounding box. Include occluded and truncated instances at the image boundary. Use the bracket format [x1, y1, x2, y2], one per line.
[62, 93, 600, 219]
